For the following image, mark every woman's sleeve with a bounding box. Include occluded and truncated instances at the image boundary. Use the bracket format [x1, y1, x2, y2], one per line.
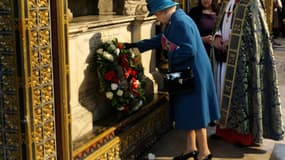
[168, 21, 197, 65]
[135, 33, 162, 53]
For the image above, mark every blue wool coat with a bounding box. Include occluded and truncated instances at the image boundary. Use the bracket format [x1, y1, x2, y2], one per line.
[136, 8, 220, 130]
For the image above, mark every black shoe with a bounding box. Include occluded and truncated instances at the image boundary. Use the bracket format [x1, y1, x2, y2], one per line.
[203, 154, 212, 160]
[195, 154, 212, 160]
[208, 121, 216, 127]
[209, 134, 221, 140]
[173, 151, 198, 160]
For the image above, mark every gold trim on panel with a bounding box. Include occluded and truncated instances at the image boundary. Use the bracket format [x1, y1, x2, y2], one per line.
[20, 0, 57, 159]
[72, 127, 116, 158]
[55, 0, 72, 159]
[18, 0, 32, 159]
[85, 137, 120, 160]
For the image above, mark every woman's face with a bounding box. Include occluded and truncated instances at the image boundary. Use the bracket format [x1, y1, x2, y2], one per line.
[201, 0, 212, 9]
[154, 11, 168, 24]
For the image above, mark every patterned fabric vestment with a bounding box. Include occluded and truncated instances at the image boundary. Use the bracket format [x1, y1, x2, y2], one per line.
[212, 0, 284, 144]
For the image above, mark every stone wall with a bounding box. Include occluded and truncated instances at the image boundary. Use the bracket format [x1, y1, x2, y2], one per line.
[68, 0, 148, 17]
[68, 15, 158, 141]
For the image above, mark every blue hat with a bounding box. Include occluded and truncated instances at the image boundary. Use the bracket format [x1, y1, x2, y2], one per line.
[147, 0, 179, 16]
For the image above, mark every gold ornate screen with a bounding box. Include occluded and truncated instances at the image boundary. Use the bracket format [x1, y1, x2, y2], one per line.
[20, 0, 57, 159]
[0, 0, 67, 159]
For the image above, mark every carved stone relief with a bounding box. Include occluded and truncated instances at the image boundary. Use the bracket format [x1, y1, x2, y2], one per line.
[67, 8, 73, 22]
[98, 0, 115, 15]
[123, 0, 148, 16]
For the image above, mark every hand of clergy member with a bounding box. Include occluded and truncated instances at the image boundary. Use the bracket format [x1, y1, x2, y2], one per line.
[212, 36, 224, 51]
[124, 43, 137, 49]
[222, 40, 229, 52]
[202, 35, 214, 45]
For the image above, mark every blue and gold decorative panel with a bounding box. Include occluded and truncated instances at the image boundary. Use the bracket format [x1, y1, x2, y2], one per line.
[0, 0, 22, 159]
[2, 0, 69, 159]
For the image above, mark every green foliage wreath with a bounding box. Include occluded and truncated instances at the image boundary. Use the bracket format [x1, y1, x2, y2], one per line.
[94, 39, 146, 113]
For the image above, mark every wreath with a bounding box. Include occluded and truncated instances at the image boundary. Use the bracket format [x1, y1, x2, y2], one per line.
[94, 38, 146, 113]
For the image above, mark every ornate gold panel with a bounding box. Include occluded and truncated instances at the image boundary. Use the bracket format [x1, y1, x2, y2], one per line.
[20, 0, 57, 159]
[1, 0, 69, 159]
[85, 137, 121, 160]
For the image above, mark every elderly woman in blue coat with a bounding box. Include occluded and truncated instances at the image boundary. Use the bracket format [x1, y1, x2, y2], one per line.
[126, 0, 220, 159]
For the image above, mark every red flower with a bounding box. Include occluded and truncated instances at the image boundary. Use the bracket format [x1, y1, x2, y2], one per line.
[95, 39, 145, 112]
[130, 69, 137, 77]
[111, 77, 119, 83]
[121, 54, 129, 67]
[132, 89, 140, 97]
[104, 70, 116, 81]
[131, 77, 139, 89]
[118, 42, 123, 49]
[124, 73, 129, 79]
[125, 67, 137, 79]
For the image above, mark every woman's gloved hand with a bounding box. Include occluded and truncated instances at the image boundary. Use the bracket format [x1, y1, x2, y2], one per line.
[124, 43, 137, 49]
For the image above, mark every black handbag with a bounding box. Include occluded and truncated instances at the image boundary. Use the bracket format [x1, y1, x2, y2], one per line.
[163, 67, 195, 93]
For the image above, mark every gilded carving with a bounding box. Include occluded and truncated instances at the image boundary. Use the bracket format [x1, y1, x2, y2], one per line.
[35, 144, 44, 160]
[73, 128, 117, 159]
[39, 10, 49, 28]
[38, 0, 48, 7]
[86, 138, 121, 160]
[29, 11, 38, 29]
[24, 0, 56, 159]
[28, 0, 37, 8]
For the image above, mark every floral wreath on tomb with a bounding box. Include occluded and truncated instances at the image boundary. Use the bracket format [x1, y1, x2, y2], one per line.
[95, 38, 146, 113]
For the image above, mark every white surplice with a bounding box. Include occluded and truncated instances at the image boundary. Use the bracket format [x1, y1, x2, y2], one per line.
[213, 0, 236, 104]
